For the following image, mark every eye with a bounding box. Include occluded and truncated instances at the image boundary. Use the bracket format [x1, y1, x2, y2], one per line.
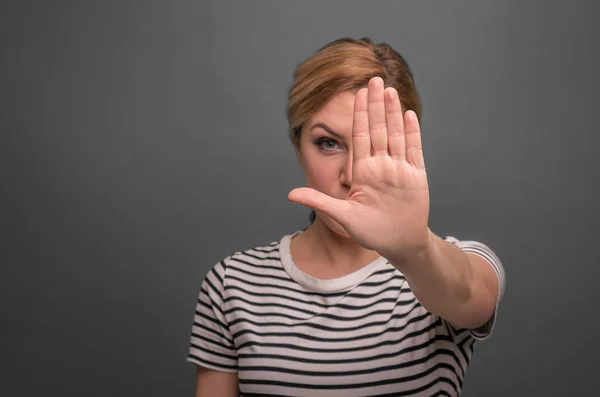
[315, 137, 341, 152]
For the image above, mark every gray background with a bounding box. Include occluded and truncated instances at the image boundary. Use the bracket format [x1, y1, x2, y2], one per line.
[2, 0, 598, 396]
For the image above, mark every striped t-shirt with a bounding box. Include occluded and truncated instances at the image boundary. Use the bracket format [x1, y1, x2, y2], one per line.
[188, 231, 505, 396]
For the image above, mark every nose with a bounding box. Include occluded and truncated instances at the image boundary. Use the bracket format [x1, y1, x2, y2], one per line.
[341, 152, 353, 187]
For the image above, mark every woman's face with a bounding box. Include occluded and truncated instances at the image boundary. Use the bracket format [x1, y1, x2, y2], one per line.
[296, 90, 357, 239]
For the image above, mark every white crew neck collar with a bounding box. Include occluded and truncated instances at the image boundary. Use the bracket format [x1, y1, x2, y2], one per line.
[278, 231, 389, 293]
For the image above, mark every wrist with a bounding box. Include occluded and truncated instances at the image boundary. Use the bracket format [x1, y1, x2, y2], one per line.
[385, 229, 438, 271]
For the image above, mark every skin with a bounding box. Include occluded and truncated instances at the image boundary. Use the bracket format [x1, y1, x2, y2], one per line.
[194, 76, 500, 396]
[194, 366, 237, 397]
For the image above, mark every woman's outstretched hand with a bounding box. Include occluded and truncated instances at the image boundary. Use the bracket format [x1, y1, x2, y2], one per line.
[288, 76, 432, 260]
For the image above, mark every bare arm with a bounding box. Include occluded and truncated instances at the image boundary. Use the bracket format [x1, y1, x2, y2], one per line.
[195, 366, 238, 397]
[388, 231, 500, 330]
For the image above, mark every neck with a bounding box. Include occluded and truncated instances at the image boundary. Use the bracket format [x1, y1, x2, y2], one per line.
[300, 216, 381, 272]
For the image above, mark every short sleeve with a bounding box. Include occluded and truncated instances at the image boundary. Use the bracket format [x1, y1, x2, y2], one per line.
[444, 236, 506, 340]
[187, 257, 238, 372]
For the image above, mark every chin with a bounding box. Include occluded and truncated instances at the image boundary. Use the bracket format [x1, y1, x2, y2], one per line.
[318, 212, 352, 239]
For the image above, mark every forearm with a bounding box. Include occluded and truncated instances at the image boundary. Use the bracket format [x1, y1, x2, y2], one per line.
[387, 230, 490, 329]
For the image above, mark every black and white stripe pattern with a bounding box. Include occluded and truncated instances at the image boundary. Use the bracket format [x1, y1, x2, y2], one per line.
[188, 232, 505, 396]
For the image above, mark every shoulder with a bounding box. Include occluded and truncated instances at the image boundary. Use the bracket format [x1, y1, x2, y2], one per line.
[211, 234, 290, 281]
[443, 236, 504, 271]
[443, 235, 506, 301]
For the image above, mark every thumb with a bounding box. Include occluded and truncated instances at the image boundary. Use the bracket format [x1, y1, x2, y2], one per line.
[288, 187, 351, 228]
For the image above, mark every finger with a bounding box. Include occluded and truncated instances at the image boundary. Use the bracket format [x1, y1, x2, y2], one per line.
[404, 111, 425, 170]
[384, 87, 405, 160]
[367, 77, 388, 155]
[352, 88, 370, 161]
[288, 187, 352, 228]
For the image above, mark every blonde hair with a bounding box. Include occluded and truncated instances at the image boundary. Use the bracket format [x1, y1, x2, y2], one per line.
[287, 37, 422, 146]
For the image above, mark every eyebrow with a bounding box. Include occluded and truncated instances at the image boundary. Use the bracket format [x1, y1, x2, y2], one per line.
[309, 122, 345, 140]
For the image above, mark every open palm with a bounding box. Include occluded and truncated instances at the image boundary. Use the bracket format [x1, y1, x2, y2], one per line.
[288, 77, 431, 257]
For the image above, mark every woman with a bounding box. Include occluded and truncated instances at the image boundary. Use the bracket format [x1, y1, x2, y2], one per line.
[187, 37, 505, 397]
